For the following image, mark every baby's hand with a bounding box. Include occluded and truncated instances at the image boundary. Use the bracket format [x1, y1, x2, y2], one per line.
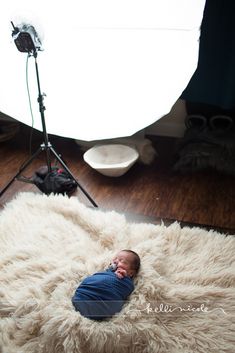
[115, 268, 127, 279]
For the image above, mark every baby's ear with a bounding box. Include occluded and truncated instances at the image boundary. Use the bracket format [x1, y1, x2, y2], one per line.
[129, 269, 135, 278]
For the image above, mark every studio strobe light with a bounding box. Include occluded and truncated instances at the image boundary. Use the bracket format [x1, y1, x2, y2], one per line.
[11, 22, 42, 53]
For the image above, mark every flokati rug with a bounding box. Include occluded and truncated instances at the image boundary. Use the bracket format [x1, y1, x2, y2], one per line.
[0, 192, 235, 353]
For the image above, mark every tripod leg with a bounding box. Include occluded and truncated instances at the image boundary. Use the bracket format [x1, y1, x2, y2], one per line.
[49, 146, 98, 208]
[0, 147, 42, 197]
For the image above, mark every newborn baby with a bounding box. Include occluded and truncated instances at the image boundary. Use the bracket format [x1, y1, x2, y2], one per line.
[72, 249, 140, 320]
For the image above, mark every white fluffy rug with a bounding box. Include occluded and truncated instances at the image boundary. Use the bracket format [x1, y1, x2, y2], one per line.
[0, 193, 235, 353]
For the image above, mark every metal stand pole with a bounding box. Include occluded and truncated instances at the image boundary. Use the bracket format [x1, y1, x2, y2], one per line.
[33, 52, 51, 173]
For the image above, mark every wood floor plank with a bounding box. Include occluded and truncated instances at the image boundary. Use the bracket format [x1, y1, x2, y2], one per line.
[0, 124, 234, 233]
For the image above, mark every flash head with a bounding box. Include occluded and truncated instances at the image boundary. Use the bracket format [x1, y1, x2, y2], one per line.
[11, 21, 42, 53]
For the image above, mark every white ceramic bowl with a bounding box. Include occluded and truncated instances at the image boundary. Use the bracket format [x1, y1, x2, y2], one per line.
[83, 144, 139, 177]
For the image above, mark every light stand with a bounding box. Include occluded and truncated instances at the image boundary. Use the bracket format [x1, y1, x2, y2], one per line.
[0, 35, 97, 207]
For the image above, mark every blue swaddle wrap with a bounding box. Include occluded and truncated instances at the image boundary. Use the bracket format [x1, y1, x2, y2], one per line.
[72, 269, 134, 320]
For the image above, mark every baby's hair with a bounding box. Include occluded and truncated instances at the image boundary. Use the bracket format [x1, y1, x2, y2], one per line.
[121, 249, 141, 273]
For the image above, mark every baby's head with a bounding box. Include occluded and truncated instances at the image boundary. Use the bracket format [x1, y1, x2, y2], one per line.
[112, 249, 140, 278]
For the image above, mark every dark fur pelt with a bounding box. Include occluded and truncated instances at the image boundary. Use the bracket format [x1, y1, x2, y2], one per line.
[174, 115, 235, 176]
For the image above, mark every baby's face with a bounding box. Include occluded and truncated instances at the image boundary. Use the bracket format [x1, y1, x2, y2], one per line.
[112, 251, 135, 277]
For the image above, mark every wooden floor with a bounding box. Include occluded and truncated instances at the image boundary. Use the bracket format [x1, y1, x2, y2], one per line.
[0, 124, 235, 234]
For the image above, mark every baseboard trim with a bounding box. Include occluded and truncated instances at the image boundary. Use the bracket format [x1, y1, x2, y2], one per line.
[145, 121, 185, 138]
